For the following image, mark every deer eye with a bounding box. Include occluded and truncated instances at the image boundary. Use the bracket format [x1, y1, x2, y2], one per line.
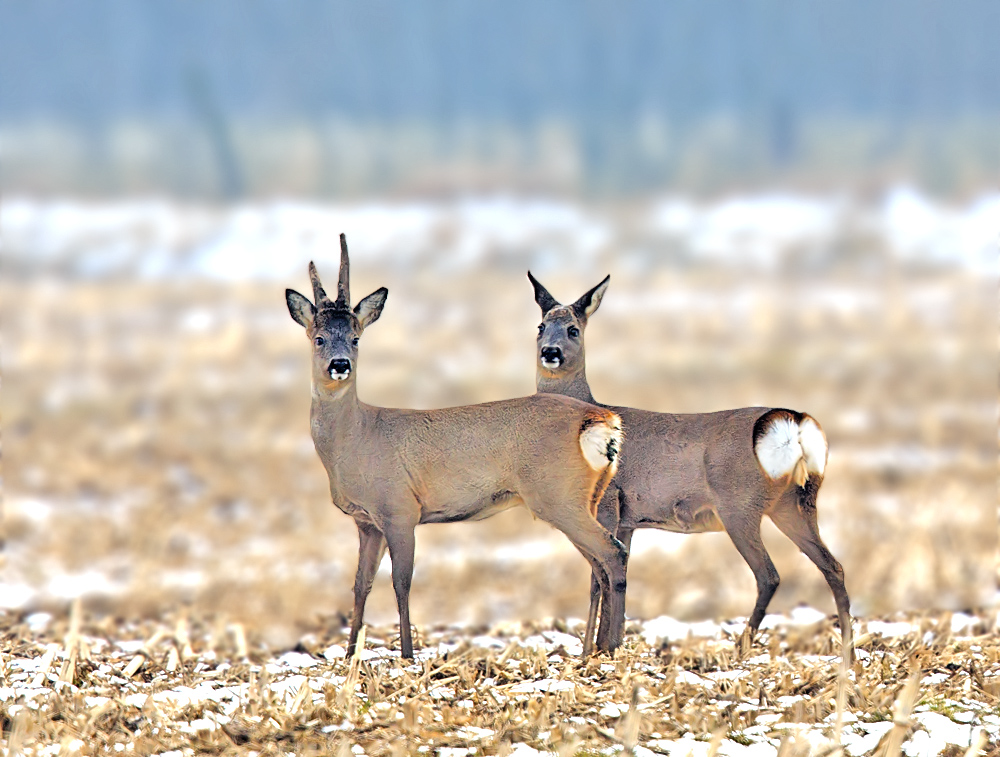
[568, 326, 580, 338]
[537, 324, 545, 335]
[314, 336, 325, 347]
[351, 337, 359, 346]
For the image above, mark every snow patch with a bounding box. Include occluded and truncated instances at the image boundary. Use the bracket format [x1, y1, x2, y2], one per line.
[3, 189, 995, 279]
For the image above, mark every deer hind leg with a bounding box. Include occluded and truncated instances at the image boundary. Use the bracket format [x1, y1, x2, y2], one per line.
[585, 487, 623, 657]
[584, 576, 601, 657]
[348, 520, 387, 657]
[768, 484, 853, 660]
[383, 524, 417, 659]
[596, 524, 633, 653]
[541, 504, 628, 655]
[718, 500, 779, 655]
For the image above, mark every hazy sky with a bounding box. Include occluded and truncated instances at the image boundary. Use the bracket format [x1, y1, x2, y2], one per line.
[2, 0, 997, 125]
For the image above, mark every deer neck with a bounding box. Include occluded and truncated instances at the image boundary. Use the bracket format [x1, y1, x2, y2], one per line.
[311, 378, 367, 428]
[537, 364, 597, 405]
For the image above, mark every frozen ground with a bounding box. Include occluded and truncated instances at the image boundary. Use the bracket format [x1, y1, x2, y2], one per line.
[2, 606, 999, 756]
[0, 189, 995, 655]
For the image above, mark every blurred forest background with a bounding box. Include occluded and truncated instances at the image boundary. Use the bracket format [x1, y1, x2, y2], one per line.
[1, 0, 996, 647]
[2, 0, 999, 198]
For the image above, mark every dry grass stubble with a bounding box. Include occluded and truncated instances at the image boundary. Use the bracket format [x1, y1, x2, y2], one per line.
[2, 263, 993, 644]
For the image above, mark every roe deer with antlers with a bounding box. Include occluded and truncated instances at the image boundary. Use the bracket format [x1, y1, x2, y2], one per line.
[284, 236, 628, 658]
[527, 272, 852, 658]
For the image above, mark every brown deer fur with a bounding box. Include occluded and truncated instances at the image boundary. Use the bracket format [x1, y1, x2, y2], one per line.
[527, 272, 852, 658]
[283, 236, 629, 658]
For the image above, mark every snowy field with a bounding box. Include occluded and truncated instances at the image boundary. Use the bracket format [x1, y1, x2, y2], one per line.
[3, 188, 998, 279]
[0, 188, 996, 754]
[2, 605, 999, 755]
[2, 188, 995, 621]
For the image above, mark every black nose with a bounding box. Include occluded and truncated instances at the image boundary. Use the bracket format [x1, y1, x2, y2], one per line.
[541, 346, 563, 363]
[329, 358, 351, 375]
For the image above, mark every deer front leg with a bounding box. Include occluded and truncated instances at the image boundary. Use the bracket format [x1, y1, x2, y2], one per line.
[384, 524, 417, 659]
[348, 520, 387, 658]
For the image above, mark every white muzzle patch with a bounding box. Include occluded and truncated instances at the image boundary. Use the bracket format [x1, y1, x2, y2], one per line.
[541, 357, 563, 369]
[329, 368, 351, 380]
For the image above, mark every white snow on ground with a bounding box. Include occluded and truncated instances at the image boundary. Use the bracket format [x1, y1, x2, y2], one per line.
[4, 609, 1000, 755]
[880, 188, 1000, 273]
[866, 620, 919, 638]
[1, 196, 611, 279]
[648, 194, 846, 269]
[641, 615, 745, 645]
[2, 188, 996, 278]
[648, 189, 998, 272]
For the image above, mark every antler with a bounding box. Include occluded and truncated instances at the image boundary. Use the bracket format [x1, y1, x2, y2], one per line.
[336, 233, 351, 307]
[309, 262, 334, 308]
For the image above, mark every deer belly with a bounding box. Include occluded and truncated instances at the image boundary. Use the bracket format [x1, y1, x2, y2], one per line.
[331, 497, 369, 519]
[418, 490, 524, 524]
[637, 498, 725, 534]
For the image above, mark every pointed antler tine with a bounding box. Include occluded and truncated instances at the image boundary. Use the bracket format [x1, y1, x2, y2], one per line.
[336, 233, 351, 307]
[309, 261, 332, 307]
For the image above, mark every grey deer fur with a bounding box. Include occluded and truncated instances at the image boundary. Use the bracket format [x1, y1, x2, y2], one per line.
[527, 271, 852, 658]
[284, 235, 629, 658]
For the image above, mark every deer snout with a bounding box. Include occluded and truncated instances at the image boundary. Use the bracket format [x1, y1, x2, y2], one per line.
[328, 358, 352, 380]
[540, 346, 563, 367]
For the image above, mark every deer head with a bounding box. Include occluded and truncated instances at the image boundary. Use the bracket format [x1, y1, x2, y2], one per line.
[528, 272, 609, 377]
[286, 234, 388, 390]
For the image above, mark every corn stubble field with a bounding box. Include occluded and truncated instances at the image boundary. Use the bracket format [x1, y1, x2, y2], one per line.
[1, 215, 996, 754]
[3, 605, 1000, 756]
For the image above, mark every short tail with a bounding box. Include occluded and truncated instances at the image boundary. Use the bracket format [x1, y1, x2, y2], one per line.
[579, 410, 623, 473]
[753, 409, 827, 488]
[579, 411, 624, 517]
[798, 472, 822, 512]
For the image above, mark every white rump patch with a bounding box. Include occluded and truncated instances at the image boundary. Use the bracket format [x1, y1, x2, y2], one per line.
[579, 415, 623, 472]
[755, 414, 828, 480]
[755, 417, 802, 479]
[798, 416, 828, 475]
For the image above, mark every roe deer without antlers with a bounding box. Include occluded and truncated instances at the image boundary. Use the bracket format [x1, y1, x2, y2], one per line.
[284, 235, 628, 658]
[527, 271, 852, 659]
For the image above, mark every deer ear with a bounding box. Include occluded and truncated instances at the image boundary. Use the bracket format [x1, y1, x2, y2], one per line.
[286, 289, 316, 328]
[527, 271, 560, 314]
[354, 287, 388, 330]
[571, 275, 610, 321]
